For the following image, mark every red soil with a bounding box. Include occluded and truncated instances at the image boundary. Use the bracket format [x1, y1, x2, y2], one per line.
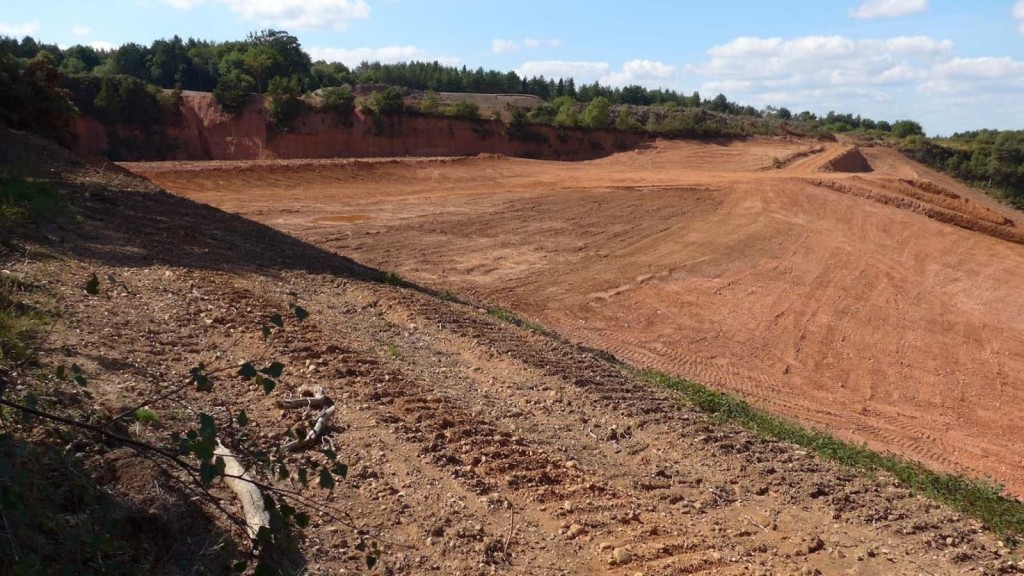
[73, 92, 648, 162]
[128, 139, 1024, 498]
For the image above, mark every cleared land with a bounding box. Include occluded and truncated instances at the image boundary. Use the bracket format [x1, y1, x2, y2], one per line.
[7, 125, 1023, 574]
[130, 138, 1024, 502]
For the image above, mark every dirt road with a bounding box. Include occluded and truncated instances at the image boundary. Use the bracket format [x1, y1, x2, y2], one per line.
[130, 138, 1024, 503]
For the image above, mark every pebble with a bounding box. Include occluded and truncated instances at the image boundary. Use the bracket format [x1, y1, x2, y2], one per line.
[598, 542, 613, 551]
[611, 547, 632, 565]
[567, 524, 586, 539]
[565, 460, 579, 469]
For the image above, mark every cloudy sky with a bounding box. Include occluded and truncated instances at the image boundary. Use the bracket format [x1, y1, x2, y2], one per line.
[3, 0, 1024, 135]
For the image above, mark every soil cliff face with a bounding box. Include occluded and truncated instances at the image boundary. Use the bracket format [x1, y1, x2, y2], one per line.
[73, 92, 649, 161]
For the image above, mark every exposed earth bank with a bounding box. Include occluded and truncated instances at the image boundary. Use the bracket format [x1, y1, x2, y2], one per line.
[72, 92, 650, 162]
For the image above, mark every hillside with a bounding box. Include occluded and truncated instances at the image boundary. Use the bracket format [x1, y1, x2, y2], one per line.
[3, 129, 1023, 574]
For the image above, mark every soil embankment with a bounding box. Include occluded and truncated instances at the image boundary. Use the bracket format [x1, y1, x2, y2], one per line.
[73, 92, 649, 162]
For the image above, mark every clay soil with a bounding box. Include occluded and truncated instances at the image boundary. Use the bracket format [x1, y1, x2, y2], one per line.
[129, 138, 1024, 506]
[10, 128, 1022, 575]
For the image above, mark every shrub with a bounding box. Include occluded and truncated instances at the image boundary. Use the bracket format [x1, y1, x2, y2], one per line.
[369, 86, 404, 115]
[212, 69, 253, 116]
[266, 75, 303, 130]
[449, 100, 480, 121]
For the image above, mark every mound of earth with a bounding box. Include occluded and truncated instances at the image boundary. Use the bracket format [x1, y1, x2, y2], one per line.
[819, 146, 873, 173]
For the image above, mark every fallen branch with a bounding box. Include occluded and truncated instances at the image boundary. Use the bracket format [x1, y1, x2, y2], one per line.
[215, 441, 270, 541]
[282, 405, 336, 453]
[275, 387, 331, 410]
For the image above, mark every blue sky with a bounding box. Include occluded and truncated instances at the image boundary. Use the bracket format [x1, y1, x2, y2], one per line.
[3, 0, 1024, 134]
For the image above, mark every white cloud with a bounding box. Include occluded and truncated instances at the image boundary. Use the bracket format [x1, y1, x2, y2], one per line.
[696, 32, 1024, 133]
[1014, 0, 1024, 34]
[517, 60, 611, 82]
[164, 0, 205, 8]
[492, 39, 519, 54]
[0, 21, 40, 37]
[492, 37, 562, 54]
[603, 59, 678, 87]
[90, 40, 116, 51]
[516, 59, 679, 88]
[700, 35, 951, 92]
[850, 0, 928, 19]
[71, 25, 92, 36]
[523, 38, 562, 49]
[163, 0, 370, 31]
[309, 45, 461, 66]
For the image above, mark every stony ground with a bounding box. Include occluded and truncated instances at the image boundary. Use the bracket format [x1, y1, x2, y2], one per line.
[3, 129, 1022, 574]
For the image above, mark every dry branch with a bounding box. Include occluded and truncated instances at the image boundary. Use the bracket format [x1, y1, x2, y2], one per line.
[215, 441, 270, 540]
[275, 387, 331, 410]
[281, 404, 336, 453]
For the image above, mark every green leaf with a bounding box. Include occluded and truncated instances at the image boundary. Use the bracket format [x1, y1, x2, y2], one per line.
[199, 461, 217, 485]
[85, 273, 100, 295]
[366, 555, 377, 569]
[73, 374, 87, 387]
[237, 362, 258, 379]
[318, 468, 335, 490]
[255, 526, 273, 547]
[355, 539, 366, 552]
[70, 363, 82, 375]
[232, 560, 248, 573]
[198, 413, 217, 441]
[331, 462, 349, 479]
[236, 410, 250, 427]
[294, 512, 310, 528]
[297, 467, 308, 486]
[276, 463, 289, 481]
[261, 325, 271, 340]
[269, 313, 284, 328]
[257, 375, 276, 395]
[54, 365, 66, 379]
[292, 305, 309, 321]
[259, 362, 285, 378]
[106, 274, 116, 284]
[192, 373, 211, 391]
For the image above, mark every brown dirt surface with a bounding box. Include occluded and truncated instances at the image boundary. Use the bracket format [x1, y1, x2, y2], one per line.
[8, 126, 1024, 574]
[129, 138, 1024, 505]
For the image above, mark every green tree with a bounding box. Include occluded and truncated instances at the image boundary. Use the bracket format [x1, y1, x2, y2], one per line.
[213, 69, 253, 115]
[892, 119, 925, 139]
[243, 45, 279, 94]
[583, 96, 610, 129]
[266, 75, 302, 129]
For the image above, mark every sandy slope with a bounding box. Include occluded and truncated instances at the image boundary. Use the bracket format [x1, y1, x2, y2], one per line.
[130, 137, 1024, 502]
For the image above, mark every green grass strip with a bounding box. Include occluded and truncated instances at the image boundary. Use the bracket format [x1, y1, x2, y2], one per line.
[640, 369, 1024, 543]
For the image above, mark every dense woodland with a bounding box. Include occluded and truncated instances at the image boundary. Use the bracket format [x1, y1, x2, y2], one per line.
[1, 30, 1022, 204]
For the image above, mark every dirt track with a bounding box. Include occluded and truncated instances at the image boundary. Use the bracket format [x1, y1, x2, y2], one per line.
[129, 138, 1024, 502]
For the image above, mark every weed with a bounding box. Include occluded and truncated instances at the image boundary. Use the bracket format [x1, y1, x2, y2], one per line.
[640, 369, 1024, 544]
[133, 408, 158, 424]
[0, 172, 70, 237]
[486, 308, 545, 334]
[386, 344, 400, 358]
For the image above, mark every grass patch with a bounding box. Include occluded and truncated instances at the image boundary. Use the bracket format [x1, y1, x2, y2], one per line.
[133, 408, 159, 424]
[487, 307, 545, 334]
[0, 172, 70, 238]
[0, 274, 49, 369]
[640, 369, 1024, 544]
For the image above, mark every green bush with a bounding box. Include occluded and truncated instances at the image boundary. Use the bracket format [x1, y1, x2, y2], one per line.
[449, 100, 480, 121]
[212, 69, 253, 116]
[369, 86, 404, 115]
[266, 75, 303, 130]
